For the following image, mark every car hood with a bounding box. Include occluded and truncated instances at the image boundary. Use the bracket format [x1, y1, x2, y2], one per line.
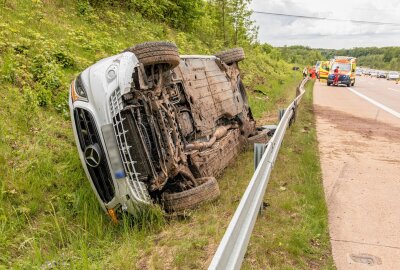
[77, 52, 139, 125]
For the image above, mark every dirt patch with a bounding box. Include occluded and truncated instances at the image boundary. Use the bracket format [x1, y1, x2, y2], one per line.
[314, 104, 400, 141]
[257, 113, 278, 126]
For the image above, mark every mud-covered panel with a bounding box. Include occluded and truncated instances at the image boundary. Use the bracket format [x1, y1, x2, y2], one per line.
[175, 58, 243, 134]
[189, 129, 242, 178]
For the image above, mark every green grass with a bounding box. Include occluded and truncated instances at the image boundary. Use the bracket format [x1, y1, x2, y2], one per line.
[0, 1, 331, 268]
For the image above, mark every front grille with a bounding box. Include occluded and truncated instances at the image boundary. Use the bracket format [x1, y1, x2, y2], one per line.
[109, 88, 151, 203]
[74, 108, 115, 203]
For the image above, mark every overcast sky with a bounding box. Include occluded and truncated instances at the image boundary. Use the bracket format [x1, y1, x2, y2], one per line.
[250, 0, 400, 49]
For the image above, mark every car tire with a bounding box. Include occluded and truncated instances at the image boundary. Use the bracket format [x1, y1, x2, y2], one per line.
[327, 82, 331, 86]
[351, 81, 355, 86]
[127, 41, 181, 68]
[215, 48, 245, 65]
[161, 177, 220, 212]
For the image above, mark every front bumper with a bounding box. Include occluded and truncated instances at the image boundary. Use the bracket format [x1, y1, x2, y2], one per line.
[68, 52, 153, 216]
[327, 74, 351, 84]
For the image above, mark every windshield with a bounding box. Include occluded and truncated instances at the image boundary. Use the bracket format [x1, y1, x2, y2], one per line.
[332, 62, 351, 71]
[389, 72, 399, 75]
[320, 62, 329, 70]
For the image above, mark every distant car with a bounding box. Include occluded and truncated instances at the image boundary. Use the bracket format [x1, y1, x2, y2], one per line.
[356, 69, 363, 76]
[364, 69, 371, 75]
[370, 71, 378, 77]
[387, 71, 400, 80]
[377, 71, 387, 78]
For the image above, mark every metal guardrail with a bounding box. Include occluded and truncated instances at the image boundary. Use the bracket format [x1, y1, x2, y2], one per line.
[208, 77, 309, 270]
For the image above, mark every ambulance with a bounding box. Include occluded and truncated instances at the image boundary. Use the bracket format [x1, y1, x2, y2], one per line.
[318, 61, 330, 80]
[327, 56, 357, 87]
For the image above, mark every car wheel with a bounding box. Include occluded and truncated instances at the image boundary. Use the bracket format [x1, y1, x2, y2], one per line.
[215, 48, 245, 65]
[161, 177, 220, 212]
[327, 82, 331, 86]
[351, 81, 355, 86]
[126, 41, 180, 69]
[347, 82, 351, 87]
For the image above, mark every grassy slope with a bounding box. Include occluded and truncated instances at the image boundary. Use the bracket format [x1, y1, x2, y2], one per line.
[0, 1, 331, 269]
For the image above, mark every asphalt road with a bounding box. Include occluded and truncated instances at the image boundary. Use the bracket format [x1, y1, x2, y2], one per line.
[350, 76, 400, 117]
[314, 76, 400, 269]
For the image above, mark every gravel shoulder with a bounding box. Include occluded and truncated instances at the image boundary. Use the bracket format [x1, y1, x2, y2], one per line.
[314, 80, 400, 269]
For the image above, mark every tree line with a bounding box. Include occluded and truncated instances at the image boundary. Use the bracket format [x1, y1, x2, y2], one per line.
[78, 0, 258, 49]
[320, 47, 400, 71]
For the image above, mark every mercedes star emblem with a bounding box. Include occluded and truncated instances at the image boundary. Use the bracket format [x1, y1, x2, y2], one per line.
[84, 144, 101, 168]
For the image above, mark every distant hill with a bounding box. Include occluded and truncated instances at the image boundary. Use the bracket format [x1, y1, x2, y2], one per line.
[319, 47, 400, 71]
[277, 45, 400, 71]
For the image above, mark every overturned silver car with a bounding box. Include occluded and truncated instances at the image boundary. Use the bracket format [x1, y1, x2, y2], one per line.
[69, 41, 262, 216]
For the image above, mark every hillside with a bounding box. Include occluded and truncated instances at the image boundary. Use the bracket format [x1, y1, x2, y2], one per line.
[0, 0, 309, 268]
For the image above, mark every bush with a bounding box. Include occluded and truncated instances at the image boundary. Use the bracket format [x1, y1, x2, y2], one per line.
[53, 51, 75, 68]
[36, 85, 52, 107]
[76, 0, 94, 16]
[30, 54, 62, 90]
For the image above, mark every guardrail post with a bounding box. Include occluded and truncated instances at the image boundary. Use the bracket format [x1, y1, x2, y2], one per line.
[278, 109, 285, 121]
[289, 100, 297, 126]
[254, 143, 267, 171]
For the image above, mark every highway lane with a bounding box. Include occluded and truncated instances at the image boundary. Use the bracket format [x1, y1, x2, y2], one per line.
[314, 78, 400, 269]
[351, 76, 400, 115]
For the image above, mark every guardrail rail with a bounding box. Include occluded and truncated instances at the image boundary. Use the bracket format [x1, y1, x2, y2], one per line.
[208, 78, 309, 270]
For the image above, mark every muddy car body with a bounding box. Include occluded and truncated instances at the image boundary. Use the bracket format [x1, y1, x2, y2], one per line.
[69, 42, 259, 215]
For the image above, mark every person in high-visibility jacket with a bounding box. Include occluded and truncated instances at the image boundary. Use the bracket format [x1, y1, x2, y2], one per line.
[333, 66, 339, 85]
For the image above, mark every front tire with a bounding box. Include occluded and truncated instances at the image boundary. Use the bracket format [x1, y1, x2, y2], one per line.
[161, 177, 220, 212]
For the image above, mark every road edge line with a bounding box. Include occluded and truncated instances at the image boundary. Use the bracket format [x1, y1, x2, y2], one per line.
[347, 87, 400, 119]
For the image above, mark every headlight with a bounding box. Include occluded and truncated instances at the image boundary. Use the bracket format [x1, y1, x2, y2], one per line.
[71, 74, 88, 103]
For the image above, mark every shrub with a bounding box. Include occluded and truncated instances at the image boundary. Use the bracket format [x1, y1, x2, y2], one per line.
[53, 51, 75, 68]
[76, 0, 94, 16]
[36, 85, 52, 107]
[30, 54, 62, 90]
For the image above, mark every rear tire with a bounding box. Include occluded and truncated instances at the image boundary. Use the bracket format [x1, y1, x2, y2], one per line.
[126, 41, 180, 69]
[327, 82, 331, 86]
[161, 177, 220, 212]
[215, 48, 245, 65]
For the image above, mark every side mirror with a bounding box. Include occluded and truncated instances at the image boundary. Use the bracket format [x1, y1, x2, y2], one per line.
[352, 69, 355, 72]
[326, 68, 330, 71]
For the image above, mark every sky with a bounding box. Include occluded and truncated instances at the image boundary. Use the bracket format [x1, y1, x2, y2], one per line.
[250, 0, 400, 49]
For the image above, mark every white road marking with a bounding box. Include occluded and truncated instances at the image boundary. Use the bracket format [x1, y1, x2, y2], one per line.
[347, 87, 400, 119]
[388, 88, 400, 93]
